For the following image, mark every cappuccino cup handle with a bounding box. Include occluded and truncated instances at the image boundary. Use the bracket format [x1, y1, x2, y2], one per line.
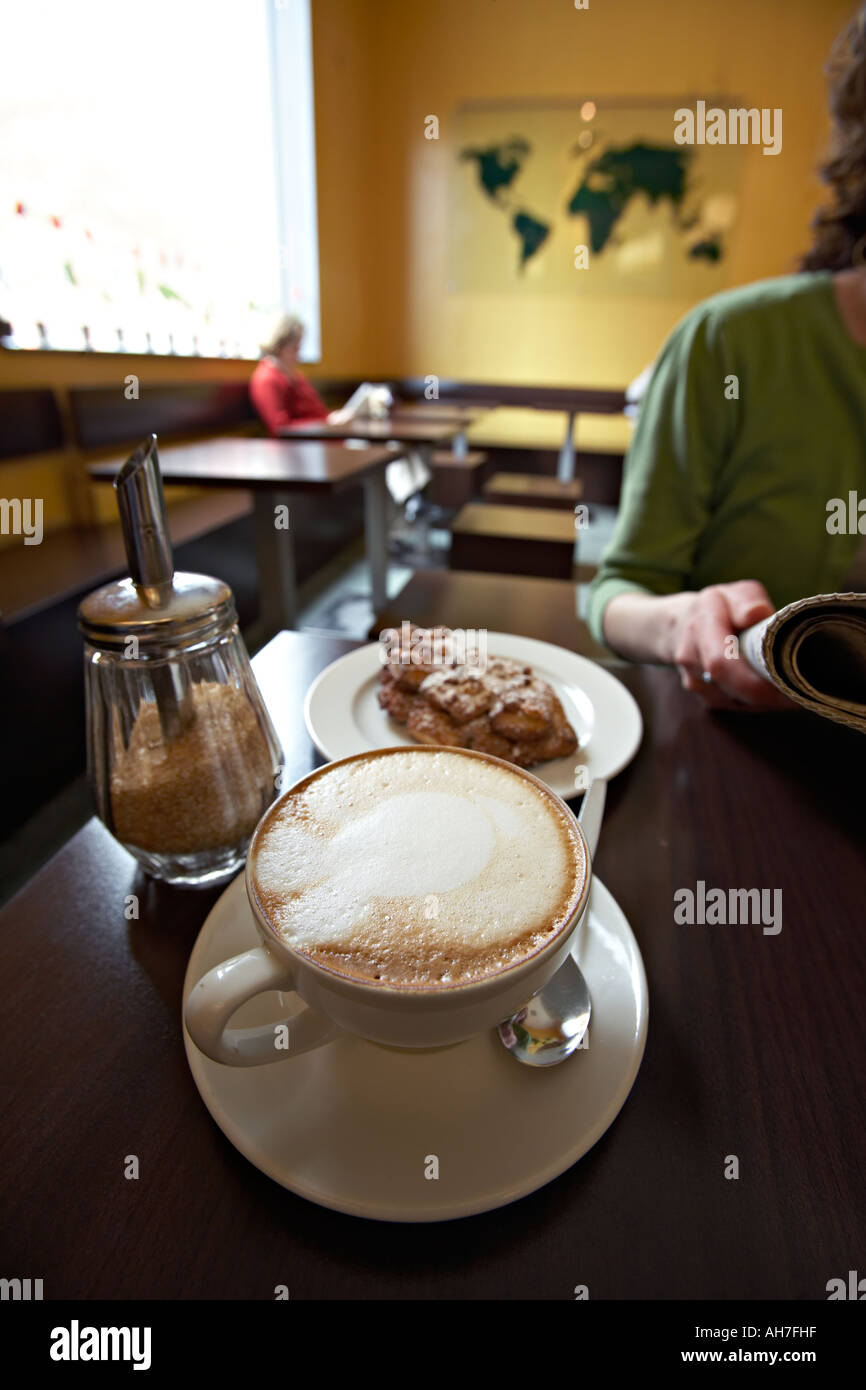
[184, 946, 341, 1067]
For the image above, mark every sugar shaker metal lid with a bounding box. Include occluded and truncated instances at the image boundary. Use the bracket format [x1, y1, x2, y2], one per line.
[78, 571, 235, 647]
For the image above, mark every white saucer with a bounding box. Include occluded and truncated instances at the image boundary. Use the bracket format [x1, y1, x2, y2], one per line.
[303, 633, 643, 798]
[182, 873, 648, 1222]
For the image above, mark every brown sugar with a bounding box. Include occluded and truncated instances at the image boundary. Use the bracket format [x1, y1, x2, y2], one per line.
[110, 681, 275, 854]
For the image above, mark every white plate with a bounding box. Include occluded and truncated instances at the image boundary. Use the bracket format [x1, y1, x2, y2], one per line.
[304, 633, 643, 798]
[182, 872, 648, 1223]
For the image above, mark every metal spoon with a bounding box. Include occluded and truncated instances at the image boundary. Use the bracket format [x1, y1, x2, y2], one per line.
[497, 778, 606, 1067]
[115, 434, 195, 741]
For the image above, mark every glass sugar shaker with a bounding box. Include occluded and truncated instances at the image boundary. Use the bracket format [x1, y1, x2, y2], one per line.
[78, 434, 283, 887]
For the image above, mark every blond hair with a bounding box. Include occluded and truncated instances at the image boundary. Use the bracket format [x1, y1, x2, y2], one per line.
[260, 314, 305, 358]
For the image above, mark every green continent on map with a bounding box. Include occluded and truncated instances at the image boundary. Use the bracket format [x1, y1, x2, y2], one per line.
[567, 143, 692, 253]
[460, 138, 531, 204]
[689, 237, 722, 262]
[512, 211, 551, 269]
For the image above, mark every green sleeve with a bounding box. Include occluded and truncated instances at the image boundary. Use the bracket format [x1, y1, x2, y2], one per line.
[586, 305, 736, 644]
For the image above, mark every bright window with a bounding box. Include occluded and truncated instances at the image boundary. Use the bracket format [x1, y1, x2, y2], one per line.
[0, 0, 320, 359]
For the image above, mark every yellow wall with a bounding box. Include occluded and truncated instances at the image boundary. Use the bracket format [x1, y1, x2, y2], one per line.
[310, 0, 377, 375]
[312, 0, 853, 384]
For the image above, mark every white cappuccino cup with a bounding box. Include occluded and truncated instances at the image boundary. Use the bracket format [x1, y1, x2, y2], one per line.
[184, 746, 591, 1065]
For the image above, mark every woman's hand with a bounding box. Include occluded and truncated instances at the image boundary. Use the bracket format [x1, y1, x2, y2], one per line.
[669, 580, 793, 709]
[602, 581, 794, 709]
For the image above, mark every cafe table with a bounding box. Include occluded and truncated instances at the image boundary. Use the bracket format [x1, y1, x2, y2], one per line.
[371, 567, 611, 663]
[1, 627, 864, 1298]
[278, 416, 461, 461]
[384, 404, 486, 458]
[89, 437, 405, 636]
[387, 405, 482, 426]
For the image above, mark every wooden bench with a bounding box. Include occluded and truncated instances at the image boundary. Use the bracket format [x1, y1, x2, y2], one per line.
[482, 472, 583, 510]
[67, 381, 257, 448]
[0, 389, 65, 460]
[449, 503, 577, 580]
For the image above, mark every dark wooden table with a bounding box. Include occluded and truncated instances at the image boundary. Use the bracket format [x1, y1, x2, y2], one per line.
[278, 419, 458, 449]
[371, 567, 610, 663]
[2, 629, 865, 1298]
[388, 404, 482, 427]
[90, 438, 404, 635]
[278, 418, 465, 496]
[386, 404, 485, 459]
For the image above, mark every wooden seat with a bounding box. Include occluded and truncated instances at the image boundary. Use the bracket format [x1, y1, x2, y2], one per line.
[482, 472, 583, 509]
[449, 503, 576, 580]
[427, 449, 487, 509]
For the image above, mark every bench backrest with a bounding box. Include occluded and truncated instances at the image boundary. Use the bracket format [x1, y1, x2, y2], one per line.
[68, 381, 257, 449]
[0, 373, 628, 461]
[0, 389, 65, 459]
[396, 378, 627, 414]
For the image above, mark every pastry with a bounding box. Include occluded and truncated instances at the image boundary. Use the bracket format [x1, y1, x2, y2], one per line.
[376, 626, 578, 769]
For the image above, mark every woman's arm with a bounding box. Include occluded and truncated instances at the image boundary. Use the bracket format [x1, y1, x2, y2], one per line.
[290, 375, 330, 422]
[588, 305, 736, 647]
[601, 590, 695, 664]
[603, 581, 792, 708]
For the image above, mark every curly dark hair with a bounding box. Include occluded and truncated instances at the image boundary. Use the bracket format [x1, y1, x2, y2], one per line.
[802, 4, 866, 270]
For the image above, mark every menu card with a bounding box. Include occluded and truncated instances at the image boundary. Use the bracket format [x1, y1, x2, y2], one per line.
[740, 593, 866, 733]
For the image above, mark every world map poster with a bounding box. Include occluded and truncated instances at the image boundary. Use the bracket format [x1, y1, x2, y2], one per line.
[451, 100, 743, 296]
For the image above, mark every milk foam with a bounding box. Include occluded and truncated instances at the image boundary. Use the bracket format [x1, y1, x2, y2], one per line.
[251, 750, 585, 988]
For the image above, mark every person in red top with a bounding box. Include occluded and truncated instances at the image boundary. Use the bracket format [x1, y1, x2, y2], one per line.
[249, 314, 331, 434]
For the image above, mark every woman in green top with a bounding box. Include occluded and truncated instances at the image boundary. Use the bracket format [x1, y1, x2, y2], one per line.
[588, 5, 866, 708]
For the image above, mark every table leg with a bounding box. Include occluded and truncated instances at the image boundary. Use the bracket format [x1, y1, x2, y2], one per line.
[557, 410, 577, 482]
[253, 490, 298, 636]
[363, 468, 389, 614]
